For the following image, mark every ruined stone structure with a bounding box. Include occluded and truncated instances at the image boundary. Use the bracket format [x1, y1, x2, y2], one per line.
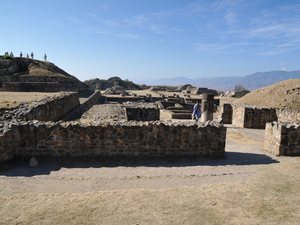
[276, 108, 300, 122]
[0, 121, 226, 161]
[62, 91, 104, 121]
[221, 104, 232, 124]
[0, 90, 228, 161]
[200, 94, 214, 122]
[124, 102, 160, 121]
[1, 92, 80, 122]
[264, 122, 300, 156]
[0, 57, 87, 92]
[157, 100, 193, 119]
[222, 103, 299, 128]
[182, 86, 216, 95]
[231, 105, 277, 129]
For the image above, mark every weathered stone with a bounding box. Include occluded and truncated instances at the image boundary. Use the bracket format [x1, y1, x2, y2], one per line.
[264, 121, 300, 156]
[29, 157, 39, 167]
[0, 120, 226, 161]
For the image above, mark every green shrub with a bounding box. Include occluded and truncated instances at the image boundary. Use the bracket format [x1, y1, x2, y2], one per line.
[3, 55, 12, 59]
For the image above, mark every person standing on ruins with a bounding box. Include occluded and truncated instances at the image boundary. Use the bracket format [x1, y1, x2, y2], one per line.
[31, 52, 34, 59]
[192, 100, 202, 122]
[44, 54, 47, 61]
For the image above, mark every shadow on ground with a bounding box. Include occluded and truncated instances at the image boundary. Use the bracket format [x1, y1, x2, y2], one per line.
[0, 152, 279, 177]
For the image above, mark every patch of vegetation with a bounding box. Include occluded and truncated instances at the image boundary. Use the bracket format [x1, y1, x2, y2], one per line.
[233, 85, 250, 98]
[2, 55, 12, 59]
[1, 100, 10, 103]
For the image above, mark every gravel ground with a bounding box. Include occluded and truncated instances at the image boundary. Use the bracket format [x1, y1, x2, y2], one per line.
[80, 104, 127, 124]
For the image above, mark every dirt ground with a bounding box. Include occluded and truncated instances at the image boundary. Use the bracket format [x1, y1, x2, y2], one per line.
[0, 92, 62, 109]
[0, 90, 300, 224]
[1, 124, 300, 224]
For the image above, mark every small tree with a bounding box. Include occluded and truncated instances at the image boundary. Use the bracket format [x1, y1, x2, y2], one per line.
[233, 85, 250, 98]
[233, 85, 248, 92]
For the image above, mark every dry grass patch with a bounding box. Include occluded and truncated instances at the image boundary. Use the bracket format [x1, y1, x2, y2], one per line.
[226, 129, 262, 145]
[1, 158, 300, 225]
[0, 92, 60, 109]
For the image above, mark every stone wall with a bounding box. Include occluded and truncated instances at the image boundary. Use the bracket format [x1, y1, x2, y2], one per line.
[106, 96, 165, 103]
[221, 103, 232, 124]
[0, 121, 226, 161]
[276, 108, 300, 122]
[1, 80, 87, 92]
[62, 91, 103, 121]
[123, 102, 159, 121]
[228, 104, 277, 128]
[224, 104, 299, 128]
[0, 58, 88, 92]
[264, 122, 300, 156]
[126, 108, 160, 121]
[243, 107, 277, 129]
[1, 92, 80, 122]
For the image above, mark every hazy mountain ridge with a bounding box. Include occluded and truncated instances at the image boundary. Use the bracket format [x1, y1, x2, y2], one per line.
[138, 70, 300, 91]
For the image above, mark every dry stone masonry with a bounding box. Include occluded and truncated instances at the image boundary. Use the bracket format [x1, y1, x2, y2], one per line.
[123, 102, 160, 121]
[264, 122, 300, 156]
[222, 103, 300, 128]
[0, 92, 80, 122]
[0, 120, 226, 161]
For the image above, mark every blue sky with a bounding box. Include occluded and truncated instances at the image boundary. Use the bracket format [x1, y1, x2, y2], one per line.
[1, 0, 300, 83]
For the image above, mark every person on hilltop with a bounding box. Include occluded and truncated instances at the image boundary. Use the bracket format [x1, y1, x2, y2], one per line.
[192, 100, 202, 122]
[44, 54, 47, 61]
[31, 52, 34, 59]
[20, 52, 23, 57]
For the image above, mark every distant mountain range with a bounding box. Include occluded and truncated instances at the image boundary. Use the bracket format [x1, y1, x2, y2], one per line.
[137, 70, 300, 91]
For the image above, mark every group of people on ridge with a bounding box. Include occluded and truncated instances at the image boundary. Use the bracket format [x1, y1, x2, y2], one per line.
[3, 52, 47, 61]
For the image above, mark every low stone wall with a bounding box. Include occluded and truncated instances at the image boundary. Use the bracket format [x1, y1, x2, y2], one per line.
[123, 102, 159, 121]
[264, 122, 300, 156]
[62, 91, 103, 121]
[276, 108, 300, 122]
[126, 108, 159, 121]
[1, 82, 61, 92]
[230, 104, 277, 128]
[0, 121, 226, 161]
[1, 92, 80, 122]
[224, 104, 299, 128]
[106, 96, 145, 103]
[221, 103, 232, 124]
[1, 81, 87, 92]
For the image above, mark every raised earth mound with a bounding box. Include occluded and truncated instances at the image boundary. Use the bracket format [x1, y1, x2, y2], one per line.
[235, 79, 300, 110]
[0, 57, 87, 92]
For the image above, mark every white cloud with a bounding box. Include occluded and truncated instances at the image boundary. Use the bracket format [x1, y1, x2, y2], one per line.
[88, 13, 98, 18]
[124, 14, 149, 28]
[101, 19, 120, 27]
[195, 42, 248, 52]
[68, 16, 84, 25]
[96, 31, 138, 39]
[254, 50, 285, 55]
[282, 67, 287, 71]
[47, 20, 61, 26]
[224, 10, 236, 26]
